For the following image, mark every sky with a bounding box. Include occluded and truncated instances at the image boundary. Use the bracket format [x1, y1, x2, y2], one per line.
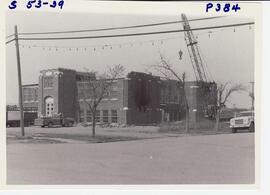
[5, 10, 254, 109]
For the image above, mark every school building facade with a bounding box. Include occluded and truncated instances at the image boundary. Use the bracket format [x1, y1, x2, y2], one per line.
[22, 68, 217, 125]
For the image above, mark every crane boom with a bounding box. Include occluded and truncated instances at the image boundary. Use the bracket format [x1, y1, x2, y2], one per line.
[181, 14, 208, 82]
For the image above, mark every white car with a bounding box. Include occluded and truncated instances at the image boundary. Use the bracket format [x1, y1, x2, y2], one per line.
[230, 111, 254, 133]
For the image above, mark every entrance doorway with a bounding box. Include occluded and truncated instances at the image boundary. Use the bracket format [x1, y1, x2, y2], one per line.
[45, 97, 54, 117]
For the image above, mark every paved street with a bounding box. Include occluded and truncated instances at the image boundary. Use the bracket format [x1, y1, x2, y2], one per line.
[7, 131, 255, 184]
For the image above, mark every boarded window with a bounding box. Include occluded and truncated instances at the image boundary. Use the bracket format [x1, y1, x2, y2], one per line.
[102, 110, 109, 123]
[111, 110, 117, 123]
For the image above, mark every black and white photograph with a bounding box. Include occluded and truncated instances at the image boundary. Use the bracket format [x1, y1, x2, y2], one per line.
[3, 1, 260, 186]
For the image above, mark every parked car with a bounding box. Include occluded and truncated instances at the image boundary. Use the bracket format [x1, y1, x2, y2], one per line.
[229, 111, 254, 133]
[34, 115, 74, 128]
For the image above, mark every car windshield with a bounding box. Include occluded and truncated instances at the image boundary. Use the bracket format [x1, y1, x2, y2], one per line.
[237, 112, 254, 117]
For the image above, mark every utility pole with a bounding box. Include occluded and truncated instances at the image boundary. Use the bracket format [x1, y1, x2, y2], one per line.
[14, 25, 25, 136]
[190, 85, 199, 131]
[250, 81, 254, 110]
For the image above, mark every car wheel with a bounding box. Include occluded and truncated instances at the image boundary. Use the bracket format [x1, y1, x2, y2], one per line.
[249, 122, 255, 132]
[48, 122, 53, 128]
[41, 125, 45, 128]
[232, 128, 237, 133]
[68, 121, 73, 127]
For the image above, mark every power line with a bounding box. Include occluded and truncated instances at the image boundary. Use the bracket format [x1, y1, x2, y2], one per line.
[18, 35, 184, 49]
[6, 22, 254, 45]
[6, 38, 15, 45]
[6, 16, 225, 38]
[6, 34, 14, 39]
[16, 22, 254, 42]
[16, 26, 241, 50]
[21, 33, 191, 49]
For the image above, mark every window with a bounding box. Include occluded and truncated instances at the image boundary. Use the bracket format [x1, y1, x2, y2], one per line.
[34, 88, 38, 101]
[111, 110, 117, 123]
[77, 82, 93, 100]
[23, 88, 28, 101]
[86, 110, 92, 122]
[44, 76, 53, 88]
[95, 110, 100, 122]
[23, 88, 36, 102]
[102, 110, 109, 123]
[104, 90, 110, 98]
[174, 95, 178, 103]
[110, 84, 118, 98]
[79, 110, 84, 123]
[110, 91, 118, 98]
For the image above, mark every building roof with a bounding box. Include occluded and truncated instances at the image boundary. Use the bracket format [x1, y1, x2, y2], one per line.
[40, 67, 76, 72]
[22, 84, 38, 87]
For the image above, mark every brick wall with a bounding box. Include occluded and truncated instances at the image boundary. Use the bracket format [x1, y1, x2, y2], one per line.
[160, 79, 184, 122]
[185, 81, 217, 127]
[38, 68, 77, 119]
[58, 69, 77, 119]
[27, 67, 217, 126]
[77, 79, 126, 124]
[126, 72, 161, 125]
[22, 84, 39, 109]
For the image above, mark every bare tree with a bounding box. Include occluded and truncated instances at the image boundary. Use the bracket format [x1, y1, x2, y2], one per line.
[152, 53, 190, 133]
[215, 83, 246, 131]
[79, 64, 125, 137]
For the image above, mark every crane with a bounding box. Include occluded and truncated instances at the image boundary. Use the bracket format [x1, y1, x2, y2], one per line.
[181, 14, 217, 119]
[181, 13, 209, 83]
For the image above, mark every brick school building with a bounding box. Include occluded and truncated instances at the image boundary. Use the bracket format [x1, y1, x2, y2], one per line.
[22, 68, 217, 125]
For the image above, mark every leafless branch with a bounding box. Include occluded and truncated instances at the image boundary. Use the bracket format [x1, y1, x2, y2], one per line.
[217, 83, 246, 107]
